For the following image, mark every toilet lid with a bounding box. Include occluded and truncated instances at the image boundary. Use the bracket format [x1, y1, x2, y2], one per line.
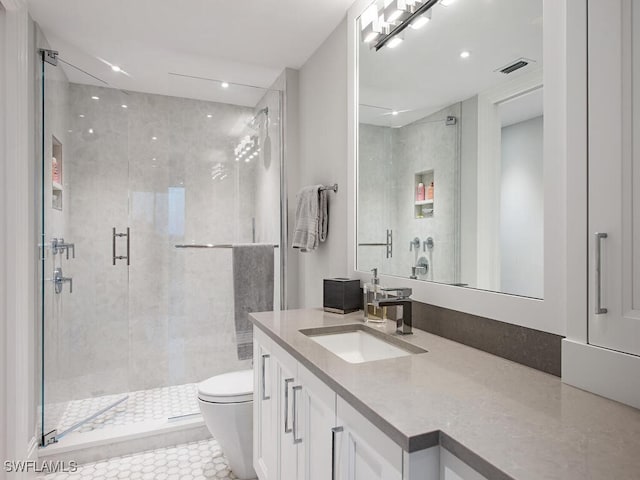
[198, 369, 253, 403]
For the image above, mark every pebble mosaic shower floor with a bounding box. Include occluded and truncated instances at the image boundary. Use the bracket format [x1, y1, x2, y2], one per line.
[38, 438, 238, 480]
[51, 383, 200, 434]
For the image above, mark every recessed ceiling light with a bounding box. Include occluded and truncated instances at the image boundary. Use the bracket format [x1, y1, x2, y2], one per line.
[387, 37, 404, 49]
[88, 128, 94, 134]
[111, 65, 121, 72]
[392, 111, 399, 116]
[207, 114, 213, 118]
[67, 129, 72, 133]
[79, 114, 85, 118]
[152, 158, 156, 161]
[91, 96, 100, 100]
[121, 104, 128, 109]
[151, 136, 157, 141]
[460, 51, 471, 58]
[221, 82, 229, 88]
[440, 0, 456, 6]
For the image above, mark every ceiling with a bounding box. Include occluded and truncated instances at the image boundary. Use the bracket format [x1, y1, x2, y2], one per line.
[28, 0, 353, 106]
[358, 0, 543, 126]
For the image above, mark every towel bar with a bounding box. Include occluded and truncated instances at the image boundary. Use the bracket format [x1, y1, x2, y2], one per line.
[175, 244, 279, 249]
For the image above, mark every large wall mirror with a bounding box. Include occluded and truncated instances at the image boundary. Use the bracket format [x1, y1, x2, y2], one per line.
[356, 0, 544, 299]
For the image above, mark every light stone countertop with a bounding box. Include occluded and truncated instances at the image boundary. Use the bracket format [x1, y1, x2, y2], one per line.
[249, 308, 640, 480]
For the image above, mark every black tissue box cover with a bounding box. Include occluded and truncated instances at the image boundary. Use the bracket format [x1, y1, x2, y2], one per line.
[323, 278, 361, 314]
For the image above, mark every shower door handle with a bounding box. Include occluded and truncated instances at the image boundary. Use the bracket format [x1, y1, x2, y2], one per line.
[112, 227, 130, 266]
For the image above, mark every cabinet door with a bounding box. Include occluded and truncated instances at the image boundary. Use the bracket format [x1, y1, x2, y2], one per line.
[588, 0, 640, 356]
[298, 364, 336, 480]
[272, 342, 299, 480]
[253, 331, 277, 480]
[335, 397, 402, 480]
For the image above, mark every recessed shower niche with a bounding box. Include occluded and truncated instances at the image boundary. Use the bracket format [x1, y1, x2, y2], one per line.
[414, 170, 434, 219]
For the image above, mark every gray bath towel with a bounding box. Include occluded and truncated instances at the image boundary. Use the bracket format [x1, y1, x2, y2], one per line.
[232, 244, 274, 360]
[292, 185, 329, 252]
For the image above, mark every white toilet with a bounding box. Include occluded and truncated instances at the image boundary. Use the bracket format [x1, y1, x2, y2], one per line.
[197, 369, 256, 480]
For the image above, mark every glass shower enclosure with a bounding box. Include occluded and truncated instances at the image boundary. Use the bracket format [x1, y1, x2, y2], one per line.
[37, 48, 284, 446]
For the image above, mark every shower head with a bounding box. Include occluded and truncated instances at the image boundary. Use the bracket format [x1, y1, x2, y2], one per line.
[248, 107, 269, 130]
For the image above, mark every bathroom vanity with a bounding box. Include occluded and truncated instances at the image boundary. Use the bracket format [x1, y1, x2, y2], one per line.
[251, 309, 640, 480]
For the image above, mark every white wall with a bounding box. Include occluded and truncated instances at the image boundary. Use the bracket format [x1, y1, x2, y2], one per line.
[499, 116, 544, 298]
[297, 19, 349, 307]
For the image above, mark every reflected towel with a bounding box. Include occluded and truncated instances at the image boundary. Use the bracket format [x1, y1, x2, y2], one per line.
[232, 244, 274, 360]
[292, 185, 329, 252]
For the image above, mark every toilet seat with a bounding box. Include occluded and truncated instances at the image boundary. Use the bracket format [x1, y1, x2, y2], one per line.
[197, 369, 253, 404]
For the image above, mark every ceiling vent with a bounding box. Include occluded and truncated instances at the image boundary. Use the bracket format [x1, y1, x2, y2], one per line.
[496, 58, 534, 75]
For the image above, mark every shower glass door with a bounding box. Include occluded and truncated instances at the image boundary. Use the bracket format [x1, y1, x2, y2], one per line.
[38, 49, 284, 446]
[38, 51, 132, 445]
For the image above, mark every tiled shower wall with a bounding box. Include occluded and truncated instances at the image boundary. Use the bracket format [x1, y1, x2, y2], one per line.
[44, 83, 278, 409]
[358, 103, 461, 284]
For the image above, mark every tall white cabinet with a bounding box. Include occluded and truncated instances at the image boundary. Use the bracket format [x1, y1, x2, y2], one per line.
[588, 0, 640, 357]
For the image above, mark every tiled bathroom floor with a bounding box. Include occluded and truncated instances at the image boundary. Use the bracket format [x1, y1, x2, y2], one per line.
[51, 383, 200, 434]
[39, 438, 238, 480]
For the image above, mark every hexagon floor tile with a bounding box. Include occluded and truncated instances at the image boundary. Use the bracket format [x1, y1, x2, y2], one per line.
[38, 438, 239, 480]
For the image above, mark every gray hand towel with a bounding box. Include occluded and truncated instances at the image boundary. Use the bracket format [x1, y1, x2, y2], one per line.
[232, 244, 274, 360]
[292, 185, 329, 252]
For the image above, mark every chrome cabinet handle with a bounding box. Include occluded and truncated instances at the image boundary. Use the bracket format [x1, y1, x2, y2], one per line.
[595, 232, 608, 314]
[284, 378, 294, 433]
[331, 426, 344, 480]
[292, 385, 302, 444]
[261, 354, 270, 400]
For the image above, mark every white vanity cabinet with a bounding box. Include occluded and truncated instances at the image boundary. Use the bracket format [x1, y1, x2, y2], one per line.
[253, 332, 276, 480]
[334, 396, 403, 480]
[253, 328, 488, 480]
[253, 328, 339, 480]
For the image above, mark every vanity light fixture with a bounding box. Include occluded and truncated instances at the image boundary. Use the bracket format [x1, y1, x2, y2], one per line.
[372, 0, 438, 51]
[387, 37, 404, 48]
[410, 10, 432, 29]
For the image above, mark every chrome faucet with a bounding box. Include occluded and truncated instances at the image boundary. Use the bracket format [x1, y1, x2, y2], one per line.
[374, 288, 413, 335]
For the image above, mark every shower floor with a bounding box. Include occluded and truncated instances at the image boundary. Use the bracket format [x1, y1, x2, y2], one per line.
[52, 383, 200, 435]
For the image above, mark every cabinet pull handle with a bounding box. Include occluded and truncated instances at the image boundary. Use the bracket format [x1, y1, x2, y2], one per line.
[261, 354, 270, 400]
[331, 426, 344, 480]
[292, 385, 302, 444]
[595, 232, 608, 314]
[284, 378, 294, 433]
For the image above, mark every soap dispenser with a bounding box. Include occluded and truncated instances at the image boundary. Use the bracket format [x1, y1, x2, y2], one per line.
[363, 268, 387, 323]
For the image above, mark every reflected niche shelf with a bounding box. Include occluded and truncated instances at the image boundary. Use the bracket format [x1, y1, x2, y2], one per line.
[52, 136, 63, 211]
[414, 170, 434, 219]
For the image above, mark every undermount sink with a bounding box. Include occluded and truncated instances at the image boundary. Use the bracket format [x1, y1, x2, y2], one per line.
[300, 324, 426, 364]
